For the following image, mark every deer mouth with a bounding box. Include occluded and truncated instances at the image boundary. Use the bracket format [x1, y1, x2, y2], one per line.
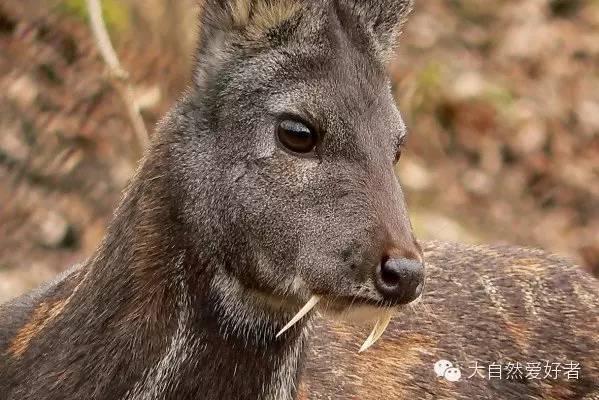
[320, 294, 390, 310]
[276, 294, 400, 352]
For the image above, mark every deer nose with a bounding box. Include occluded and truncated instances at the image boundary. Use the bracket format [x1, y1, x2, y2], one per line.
[374, 256, 425, 304]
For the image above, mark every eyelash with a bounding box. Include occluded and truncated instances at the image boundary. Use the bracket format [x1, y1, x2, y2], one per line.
[397, 135, 407, 147]
[394, 136, 407, 163]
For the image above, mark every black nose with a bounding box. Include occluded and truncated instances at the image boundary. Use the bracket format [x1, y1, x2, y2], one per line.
[374, 256, 425, 304]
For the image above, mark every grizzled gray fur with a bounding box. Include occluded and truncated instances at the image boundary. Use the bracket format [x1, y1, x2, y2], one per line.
[1, 1, 597, 399]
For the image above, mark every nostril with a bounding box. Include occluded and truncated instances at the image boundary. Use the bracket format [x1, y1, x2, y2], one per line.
[374, 257, 425, 304]
[379, 257, 402, 286]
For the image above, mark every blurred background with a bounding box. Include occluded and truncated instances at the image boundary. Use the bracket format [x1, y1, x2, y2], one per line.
[1, 0, 598, 302]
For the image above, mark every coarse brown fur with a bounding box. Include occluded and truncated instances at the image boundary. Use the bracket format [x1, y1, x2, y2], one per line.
[0, 1, 597, 399]
[305, 242, 598, 399]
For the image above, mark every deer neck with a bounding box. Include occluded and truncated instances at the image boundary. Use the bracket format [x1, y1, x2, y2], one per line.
[77, 161, 311, 400]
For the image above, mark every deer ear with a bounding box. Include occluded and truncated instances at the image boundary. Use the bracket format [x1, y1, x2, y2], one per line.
[344, 0, 414, 61]
[195, 0, 302, 88]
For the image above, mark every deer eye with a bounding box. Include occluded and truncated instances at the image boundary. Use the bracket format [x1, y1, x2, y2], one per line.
[394, 135, 407, 164]
[276, 119, 317, 154]
[394, 147, 402, 164]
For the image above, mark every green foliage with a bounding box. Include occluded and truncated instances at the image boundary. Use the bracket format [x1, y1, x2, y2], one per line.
[60, 0, 129, 32]
[412, 61, 443, 113]
[418, 62, 443, 91]
[483, 85, 514, 110]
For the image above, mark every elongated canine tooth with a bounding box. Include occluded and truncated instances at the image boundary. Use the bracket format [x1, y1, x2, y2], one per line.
[359, 309, 393, 353]
[276, 295, 320, 338]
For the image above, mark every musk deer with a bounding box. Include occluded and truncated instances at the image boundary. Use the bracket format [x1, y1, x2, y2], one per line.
[1, 1, 597, 399]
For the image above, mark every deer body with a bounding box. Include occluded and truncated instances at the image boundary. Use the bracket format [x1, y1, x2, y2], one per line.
[1, 235, 597, 399]
[0, 0, 597, 399]
[0, 112, 310, 398]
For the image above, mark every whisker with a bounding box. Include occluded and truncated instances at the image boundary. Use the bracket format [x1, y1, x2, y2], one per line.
[348, 285, 364, 309]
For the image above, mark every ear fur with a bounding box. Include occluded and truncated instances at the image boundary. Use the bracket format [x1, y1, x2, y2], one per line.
[194, 0, 303, 88]
[342, 0, 414, 61]
[198, 0, 302, 38]
[193, 0, 413, 88]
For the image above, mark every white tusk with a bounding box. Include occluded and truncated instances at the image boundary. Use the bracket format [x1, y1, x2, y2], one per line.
[370, 310, 393, 345]
[358, 319, 380, 353]
[358, 309, 393, 353]
[276, 295, 320, 338]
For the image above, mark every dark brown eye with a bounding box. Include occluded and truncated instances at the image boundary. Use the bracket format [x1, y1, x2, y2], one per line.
[394, 135, 407, 164]
[276, 119, 317, 154]
[394, 147, 402, 164]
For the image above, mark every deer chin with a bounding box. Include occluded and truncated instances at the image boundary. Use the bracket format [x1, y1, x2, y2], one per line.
[318, 298, 397, 352]
[276, 294, 398, 353]
[319, 301, 396, 324]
